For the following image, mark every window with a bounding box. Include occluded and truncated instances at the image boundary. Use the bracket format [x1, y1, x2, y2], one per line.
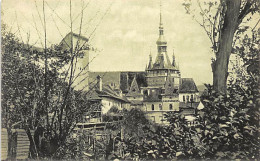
[183, 96, 185, 102]
[151, 104, 155, 111]
[169, 104, 173, 110]
[159, 116, 163, 123]
[160, 30, 163, 35]
[151, 116, 155, 122]
[187, 96, 190, 102]
[159, 104, 162, 110]
[191, 95, 194, 102]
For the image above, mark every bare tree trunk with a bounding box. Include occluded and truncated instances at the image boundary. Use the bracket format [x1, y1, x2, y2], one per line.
[25, 127, 38, 159]
[212, 0, 241, 94]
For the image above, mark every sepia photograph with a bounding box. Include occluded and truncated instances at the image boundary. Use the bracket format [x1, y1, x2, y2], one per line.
[1, 0, 259, 160]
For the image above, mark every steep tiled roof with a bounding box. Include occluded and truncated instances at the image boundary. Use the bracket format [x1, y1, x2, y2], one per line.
[120, 72, 147, 93]
[85, 90, 102, 100]
[151, 53, 178, 70]
[97, 85, 129, 103]
[126, 77, 142, 97]
[179, 78, 199, 93]
[86, 85, 129, 103]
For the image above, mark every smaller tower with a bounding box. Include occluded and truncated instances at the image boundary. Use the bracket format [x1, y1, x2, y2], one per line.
[147, 51, 153, 70]
[172, 49, 176, 67]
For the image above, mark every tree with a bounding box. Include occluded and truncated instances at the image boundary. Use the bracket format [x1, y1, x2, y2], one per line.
[183, 0, 260, 94]
[112, 30, 259, 160]
[1, 22, 96, 159]
[1, 1, 110, 158]
[2, 0, 112, 158]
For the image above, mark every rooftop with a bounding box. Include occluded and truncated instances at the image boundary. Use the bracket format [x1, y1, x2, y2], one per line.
[179, 78, 199, 93]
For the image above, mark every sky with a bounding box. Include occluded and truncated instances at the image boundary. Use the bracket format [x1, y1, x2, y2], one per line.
[2, 0, 216, 85]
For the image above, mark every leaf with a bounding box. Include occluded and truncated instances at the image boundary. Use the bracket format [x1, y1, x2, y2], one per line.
[233, 133, 241, 139]
[176, 151, 183, 157]
[219, 124, 229, 128]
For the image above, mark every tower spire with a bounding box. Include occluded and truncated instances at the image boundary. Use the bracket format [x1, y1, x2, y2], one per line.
[160, 0, 162, 27]
[154, 0, 171, 69]
[159, 0, 163, 35]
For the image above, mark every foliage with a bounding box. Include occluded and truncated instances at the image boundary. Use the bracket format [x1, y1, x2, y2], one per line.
[1, 23, 94, 159]
[100, 31, 260, 160]
[183, 0, 260, 93]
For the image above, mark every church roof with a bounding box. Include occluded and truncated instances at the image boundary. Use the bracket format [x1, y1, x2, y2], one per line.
[89, 71, 121, 89]
[151, 53, 178, 70]
[179, 78, 199, 93]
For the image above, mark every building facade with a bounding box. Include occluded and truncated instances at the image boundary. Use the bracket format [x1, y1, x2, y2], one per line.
[84, 7, 201, 125]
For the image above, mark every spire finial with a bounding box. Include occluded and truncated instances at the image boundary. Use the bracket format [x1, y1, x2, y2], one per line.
[160, 0, 162, 27]
[159, 0, 164, 36]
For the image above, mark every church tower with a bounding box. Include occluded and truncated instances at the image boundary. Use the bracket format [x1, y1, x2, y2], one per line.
[146, 2, 180, 88]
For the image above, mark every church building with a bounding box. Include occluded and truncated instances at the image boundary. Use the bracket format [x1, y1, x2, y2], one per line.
[87, 5, 200, 125]
[126, 7, 200, 124]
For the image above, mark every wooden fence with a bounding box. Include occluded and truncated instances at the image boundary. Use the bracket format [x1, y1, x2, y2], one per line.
[1, 128, 34, 160]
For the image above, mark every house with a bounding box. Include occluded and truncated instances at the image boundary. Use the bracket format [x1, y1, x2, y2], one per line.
[84, 75, 130, 123]
[179, 78, 200, 115]
[126, 77, 144, 109]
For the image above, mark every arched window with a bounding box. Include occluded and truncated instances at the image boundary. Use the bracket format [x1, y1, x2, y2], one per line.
[169, 104, 173, 110]
[183, 96, 185, 102]
[187, 95, 190, 102]
[151, 104, 155, 111]
[159, 104, 162, 110]
[191, 95, 194, 102]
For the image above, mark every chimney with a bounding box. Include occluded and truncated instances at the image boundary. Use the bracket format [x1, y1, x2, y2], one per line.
[97, 75, 102, 91]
